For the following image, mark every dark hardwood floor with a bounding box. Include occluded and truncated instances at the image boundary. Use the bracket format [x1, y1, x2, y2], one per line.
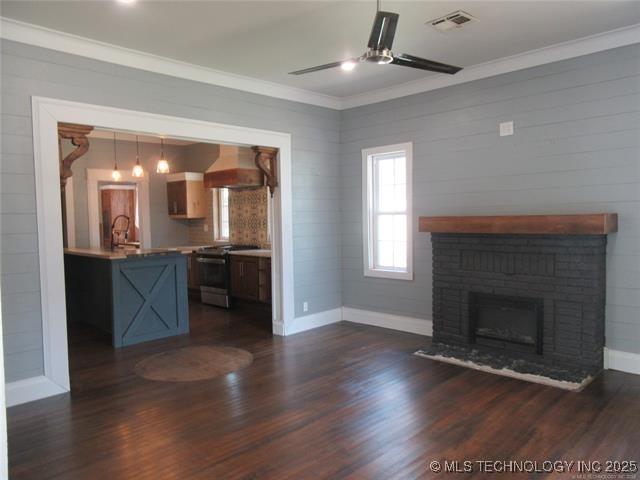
[7, 301, 640, 479]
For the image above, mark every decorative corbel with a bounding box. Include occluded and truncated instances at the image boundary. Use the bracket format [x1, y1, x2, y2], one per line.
[58, 123, 93, 247]
[58, 122, 93, 188]
[252, 146, 278, 197]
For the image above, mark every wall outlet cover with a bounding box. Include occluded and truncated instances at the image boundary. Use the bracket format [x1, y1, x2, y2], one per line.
[203, 224, 209, 232]
[499, 121, 514, 136]
[303, 301, 308, 312]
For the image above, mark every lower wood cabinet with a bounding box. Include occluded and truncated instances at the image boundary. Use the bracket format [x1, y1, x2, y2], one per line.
[258, 257, 271, 304]
[230, 255, 271, 303]
[186, 253, 200, 291]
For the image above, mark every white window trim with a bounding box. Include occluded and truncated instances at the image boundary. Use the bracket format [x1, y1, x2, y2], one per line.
[213, 188, 229, 242]
[362, 142, 413, 281]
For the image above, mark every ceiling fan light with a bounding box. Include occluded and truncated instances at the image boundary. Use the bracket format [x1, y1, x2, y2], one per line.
[340, 60, 356, 72]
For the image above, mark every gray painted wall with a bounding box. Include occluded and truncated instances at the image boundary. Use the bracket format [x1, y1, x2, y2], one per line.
[66, 137, 191, 249]
[0, 39, 341, 382]
[1, 37, 638, 384]
[340, 44, 640, 354]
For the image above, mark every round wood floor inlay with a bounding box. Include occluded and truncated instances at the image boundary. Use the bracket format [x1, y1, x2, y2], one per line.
[134, 346, 253, 382]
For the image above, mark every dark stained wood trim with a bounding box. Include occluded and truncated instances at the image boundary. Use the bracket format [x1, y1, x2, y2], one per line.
[58, 123, 94, 188]
[252, 146, 278, 197]
[58, 122, 93, 247]
[418, 214, 618, 235]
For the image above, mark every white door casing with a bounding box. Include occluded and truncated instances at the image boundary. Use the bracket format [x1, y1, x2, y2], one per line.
[30, 96, 294, 398]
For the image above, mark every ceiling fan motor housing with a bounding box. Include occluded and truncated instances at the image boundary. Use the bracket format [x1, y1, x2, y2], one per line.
[364, 48, 394, 64]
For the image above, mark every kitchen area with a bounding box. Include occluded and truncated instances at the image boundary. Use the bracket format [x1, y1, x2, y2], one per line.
[59, 124, 277, 352]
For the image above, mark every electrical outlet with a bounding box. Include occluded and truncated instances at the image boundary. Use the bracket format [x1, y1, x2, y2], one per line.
[499, 121, 514, 137]
[303, 301, 308, 312]
[203, 224, 208, 232]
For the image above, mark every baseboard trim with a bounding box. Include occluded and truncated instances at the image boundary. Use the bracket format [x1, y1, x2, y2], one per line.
[272, 321, 285, 336]
[605, 348, 640, 375]
[5, 375, 68, 407]
[286, 308, 342, 336]
[342, 307, 432, 336]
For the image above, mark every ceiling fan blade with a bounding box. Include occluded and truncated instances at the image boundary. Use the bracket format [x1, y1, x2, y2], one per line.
[367, 11, 399, 51]
[391, 53, 462, 75]
[289, 59, 356, 75]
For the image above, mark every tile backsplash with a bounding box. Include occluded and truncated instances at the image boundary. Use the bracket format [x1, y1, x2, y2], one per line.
[229, 187, 270, 248]
[187, 187, 270, 249]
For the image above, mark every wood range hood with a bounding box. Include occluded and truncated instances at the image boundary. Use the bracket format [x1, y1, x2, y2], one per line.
[418, 213, 618, 235]
[204, 145, 278, 195]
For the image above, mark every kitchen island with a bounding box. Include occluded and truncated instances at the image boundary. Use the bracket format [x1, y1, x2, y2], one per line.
[64, 248, 189, 347]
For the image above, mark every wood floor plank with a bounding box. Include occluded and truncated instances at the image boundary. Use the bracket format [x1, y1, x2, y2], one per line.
[7, 302, 640, 479]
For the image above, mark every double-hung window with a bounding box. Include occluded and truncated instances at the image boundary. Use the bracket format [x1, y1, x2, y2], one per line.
[362, 143, 413, 280]
[214, 188, 229, 241]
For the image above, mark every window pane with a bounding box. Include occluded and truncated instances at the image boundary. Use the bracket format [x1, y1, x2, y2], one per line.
[394, 157, 406, 184]
[377, 158, 395, 186]
[394, 242, 407, 269]
[376, 214, 393, 242]
[376, 241, 394, 267]
[393, 184, 406, 211]
[218, 188, 230, 240]
[377, 185, 395, 212]
[393, 214, 406, 243]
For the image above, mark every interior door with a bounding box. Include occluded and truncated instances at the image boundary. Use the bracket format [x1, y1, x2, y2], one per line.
[100, 188, 137, 248]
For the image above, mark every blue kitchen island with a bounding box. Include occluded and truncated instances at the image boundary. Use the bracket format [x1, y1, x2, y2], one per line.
[64, 248, 189, 347]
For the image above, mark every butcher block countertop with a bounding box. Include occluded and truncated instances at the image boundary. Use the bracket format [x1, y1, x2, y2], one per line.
[228, 249, 272, 258]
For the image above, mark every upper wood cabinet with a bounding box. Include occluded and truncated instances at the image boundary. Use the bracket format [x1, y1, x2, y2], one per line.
[166, 173, 207, 219]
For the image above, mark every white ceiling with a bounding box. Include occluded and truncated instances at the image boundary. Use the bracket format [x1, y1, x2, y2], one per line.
[1, 1, 639, 98]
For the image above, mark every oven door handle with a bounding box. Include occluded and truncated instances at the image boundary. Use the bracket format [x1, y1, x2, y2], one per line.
[196, 257, 226, 265]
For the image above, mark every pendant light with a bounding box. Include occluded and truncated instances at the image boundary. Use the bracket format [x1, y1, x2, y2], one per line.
[111, 132, 122, 182]
[156, 137, 170, 174]
[131, 135, 144, 178]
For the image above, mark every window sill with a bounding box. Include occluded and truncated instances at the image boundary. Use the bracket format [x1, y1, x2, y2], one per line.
[364, 269, 413, 281]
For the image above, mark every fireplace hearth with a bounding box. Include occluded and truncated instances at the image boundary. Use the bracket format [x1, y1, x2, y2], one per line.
[416, 214, 618, 388]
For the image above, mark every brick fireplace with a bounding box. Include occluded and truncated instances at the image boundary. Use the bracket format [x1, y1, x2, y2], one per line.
[417, 214, 618, 387]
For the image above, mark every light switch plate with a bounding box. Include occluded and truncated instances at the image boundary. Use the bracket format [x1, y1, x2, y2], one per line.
[203, 224, 208, 232]
[499, 121, 514, 136]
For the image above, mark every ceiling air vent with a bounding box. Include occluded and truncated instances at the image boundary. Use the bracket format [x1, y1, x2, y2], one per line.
[429, 11, 478, 32]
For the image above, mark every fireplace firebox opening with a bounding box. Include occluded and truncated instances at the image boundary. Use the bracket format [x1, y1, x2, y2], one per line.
[469, 293, 543, 355]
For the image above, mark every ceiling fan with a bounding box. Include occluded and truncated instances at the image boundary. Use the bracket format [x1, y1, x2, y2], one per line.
[289, 1, 463, 76]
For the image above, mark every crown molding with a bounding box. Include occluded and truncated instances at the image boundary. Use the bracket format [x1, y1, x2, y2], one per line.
[340, 22, 640, 109]
[1, 16, 638, 111]
[0, 17, 342, 110]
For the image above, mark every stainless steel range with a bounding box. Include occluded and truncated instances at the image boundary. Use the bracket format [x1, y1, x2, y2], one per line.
[196, 245, 259, 307]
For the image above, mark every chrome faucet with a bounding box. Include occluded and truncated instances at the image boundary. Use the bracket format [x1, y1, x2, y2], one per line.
[110, 214, 130, 250]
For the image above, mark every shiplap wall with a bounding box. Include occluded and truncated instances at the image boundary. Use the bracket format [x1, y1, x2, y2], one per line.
[341, 44, 640, 354]
[0, 39, 341, 382]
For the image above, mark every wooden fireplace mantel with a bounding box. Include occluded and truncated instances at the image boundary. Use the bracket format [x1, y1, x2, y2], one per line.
[418, 214, 618, 235]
